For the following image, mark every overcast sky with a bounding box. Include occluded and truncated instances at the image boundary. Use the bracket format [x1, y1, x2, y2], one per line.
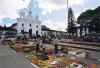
[0, 0, 100, 31]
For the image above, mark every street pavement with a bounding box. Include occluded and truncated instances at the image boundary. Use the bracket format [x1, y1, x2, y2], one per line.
[0, 45, 36, 68]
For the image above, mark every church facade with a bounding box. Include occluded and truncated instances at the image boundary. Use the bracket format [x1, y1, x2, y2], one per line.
[16, 11, 41, 36]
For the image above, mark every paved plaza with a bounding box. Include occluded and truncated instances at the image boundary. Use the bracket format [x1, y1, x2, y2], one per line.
[0, 45, 36, 68]
[0, 39, 100, 68]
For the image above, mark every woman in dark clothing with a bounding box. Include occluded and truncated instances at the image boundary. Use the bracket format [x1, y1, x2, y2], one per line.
[36, 39, 40, 53]
[54, 44, 58, 54]
[36, 43, 39, 53]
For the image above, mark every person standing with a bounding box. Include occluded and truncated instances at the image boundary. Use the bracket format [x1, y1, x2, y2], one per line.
[48, 36, 51, 44]
[39, 38, 43, 51]
[0, 35, 1, 45]
[53, 37, 59, 54]
[35, 38, 40, 53]
[0, 34, 5, 45]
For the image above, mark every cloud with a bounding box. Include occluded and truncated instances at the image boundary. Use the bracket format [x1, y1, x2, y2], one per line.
[42, 19, 67, 31]
[36, 0, 85, 14]
[69, 0, 84, 6]
[75, 12, 81, 19]
[0, 20, 3, 26]
[6, 23, 12, 27]
[0, 0, 30, 20]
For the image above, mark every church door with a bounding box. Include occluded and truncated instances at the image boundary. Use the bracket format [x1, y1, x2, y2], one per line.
[36, 31, 38, 36]
[29, 29, 32, 36]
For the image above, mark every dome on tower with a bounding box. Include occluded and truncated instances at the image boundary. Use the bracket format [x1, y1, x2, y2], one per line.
[35, 14, 39, 20]
[19, 11, 25, 18]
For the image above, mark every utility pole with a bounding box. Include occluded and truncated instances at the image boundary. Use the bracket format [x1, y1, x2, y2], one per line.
[67, 0, 69, 26]
[67, 0, 69, 11]
[66, 0, 70, 38]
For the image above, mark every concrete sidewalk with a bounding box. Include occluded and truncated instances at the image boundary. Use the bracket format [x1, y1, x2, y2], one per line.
[0, 46, 36, 68]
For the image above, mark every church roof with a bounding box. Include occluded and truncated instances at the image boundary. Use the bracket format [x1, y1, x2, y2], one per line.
[28, 10, 32, 15]
[41, 25, 50, 31]
[11, 23, 17, 27]
[41, 25, 66, 33]
[0, 26, 17, 31]
[0, 25, 3, 27]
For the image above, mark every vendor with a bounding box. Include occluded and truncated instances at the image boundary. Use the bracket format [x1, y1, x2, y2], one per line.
[36, 38, 40, 53]
[53, 37, 59, 54]
[0, 34, 5, 45]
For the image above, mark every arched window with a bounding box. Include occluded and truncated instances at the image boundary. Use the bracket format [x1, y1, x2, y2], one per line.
[36, 25, 38, 28]
[30, 24, 31, 27]
[22, 23, 24, 26]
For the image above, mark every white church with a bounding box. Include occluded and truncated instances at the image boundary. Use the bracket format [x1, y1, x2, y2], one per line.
[15, 11, 41, 36]
[6, 11, 67, 37]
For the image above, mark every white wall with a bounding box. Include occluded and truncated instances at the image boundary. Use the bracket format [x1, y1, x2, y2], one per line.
[41, 30, 48, 36]
[16, 13, 41, 36]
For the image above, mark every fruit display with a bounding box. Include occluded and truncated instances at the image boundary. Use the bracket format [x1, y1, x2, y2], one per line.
[39, 53, 49, 60]
[23, 48, 30, 53]
[22, 46, 36, 51]
[44, 65, 57, 68]
[27, 54, 86, 68]
[48, 55, 56, 62]
[10, 45, 23, 52]
[38, 60, 48, 68]
[46, 48, 54, 54]
[27, 55, 39, 65]
[21, 40, 29, 44]
[10, 43, 35, 52]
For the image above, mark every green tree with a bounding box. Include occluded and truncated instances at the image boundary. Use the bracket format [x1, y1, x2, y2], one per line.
[77, 6, 100, 33]
[67, 7, 77, 38]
